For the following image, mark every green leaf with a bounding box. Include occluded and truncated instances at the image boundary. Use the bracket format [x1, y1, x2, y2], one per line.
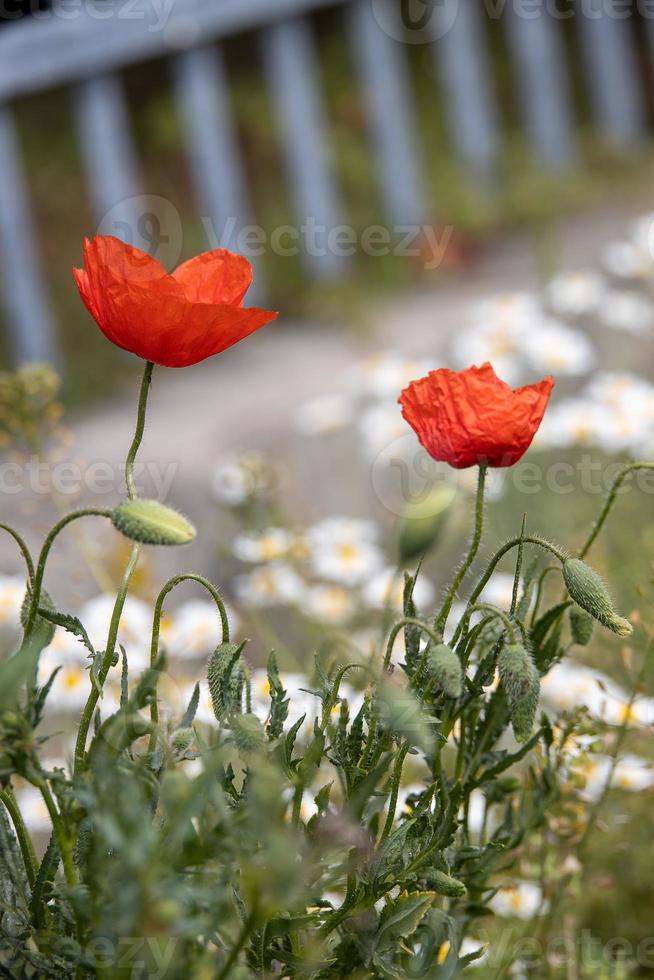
[36, 607, 95, 656]
[375, 890, 435, 951]
[181, 682, 200, 728]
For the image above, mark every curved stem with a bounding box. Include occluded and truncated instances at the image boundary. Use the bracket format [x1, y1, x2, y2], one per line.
[383, 616, 444, 672]
[1, 786, 37, 888]
[23, 508, 112, 639]
[0, 524, 34, 583]
[580, 462, 654, 558]
[450, 603, 519, 649]
[464, 535, 566, 620]
[379, 741, 409, 843]
[74, 544, 140, 773]
[435, 465, 487, 635]
[147, 573, 231, 747]
[125, 360, 154, 500]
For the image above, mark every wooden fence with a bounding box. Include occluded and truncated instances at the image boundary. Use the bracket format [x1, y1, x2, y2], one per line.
[0, 0, 652, 366]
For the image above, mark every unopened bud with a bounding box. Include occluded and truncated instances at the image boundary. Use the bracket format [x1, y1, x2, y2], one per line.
[426, 869, 467, 898]
[563, 559, 632, 637]
[498, 644, 539, 743]
[111, 499, 196, 547]
[208, 642, 244, 722]
[171, 728, 195, 753]
[231, 713, 265, 754]
[20, 587, 56, 645]
[427, 643, 463, 699]
[569, 606, 594, 646]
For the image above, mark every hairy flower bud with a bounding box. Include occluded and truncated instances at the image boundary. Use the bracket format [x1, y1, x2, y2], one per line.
[498, 643, 539, 743]
[171, 728, 195, 753]
[111, 499, 196, 547]
[569, 605, 594, 646]
[427, 643, 463, 699]
[20, 587, 56, 645]
[231, 713, 265, 754]
[563, 559, 632, 637]
[207, 642, 245, 722]
[426, 869, 467, 898]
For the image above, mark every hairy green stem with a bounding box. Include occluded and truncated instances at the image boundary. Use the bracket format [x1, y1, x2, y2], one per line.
[1, 786, 37, 887]
[580, 461, 654, 557]
[217, 907, 257, 979]
[74, 543, 140, 772]
[383, 616, 444, 672]
[0, 524, 34, 583]
[435, 465, 487, 635]
[379, 741, 409, 842]
[23, 508, 112, 639]
[125, 360, 154, 500]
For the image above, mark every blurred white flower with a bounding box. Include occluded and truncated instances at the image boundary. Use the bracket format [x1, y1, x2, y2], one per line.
[305, 584, 355, 625]
[599, 290, 654, 333]
[569, 753, 654, 801]
[162, 599, 239, 662]
[295, 393, 353, 436]
[233, 528, 293, 563]
[0, 574, 25, 631]
[235, 564, 306, 608]
[346, 351, 433, 398]
[519, 320, 596, 377]
[534, 398, 617, 450]
[468, 291, 542, 331]
[306, 518, 384, 586]
[479, 573, 518, 610]
[362, 567, 435, 613]
[489, 882, 546, 919]
[37, 652, 90, 711]
[603, 240, 654, 281]
[542, 661, 653, 728]
[358, 400, 407, 458]
[13, 786, 52, 834]
[80, 594, 152, 673]
[611, 754, 654, 792]
[544, 269, 605, 317]
[450, 322, 523, 386]
[211, 452, 270, 507]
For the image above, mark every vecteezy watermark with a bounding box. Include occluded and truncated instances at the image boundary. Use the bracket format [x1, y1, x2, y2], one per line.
[0, 458, 179, 498]
[371, 0, 654, 45]
[370, 436, 654, 517]
[95, 196, 455, 272]
[0, 0, 178, 32]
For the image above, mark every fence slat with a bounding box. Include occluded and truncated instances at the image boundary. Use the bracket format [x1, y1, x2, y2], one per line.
[73, 74, 140, 236]
[348, 0, 426, 226]
[577, 13, 646, 148]
[503, 7, 577, 169]
[173, 47, 255, 260]
[432, 0, 499, 177]
[0, 106, 58, 367]
[263, 16, 345, 278]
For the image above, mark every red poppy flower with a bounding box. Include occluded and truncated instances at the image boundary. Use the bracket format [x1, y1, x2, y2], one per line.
[399, 363, 554, 469]
[73, 236, 277, 368]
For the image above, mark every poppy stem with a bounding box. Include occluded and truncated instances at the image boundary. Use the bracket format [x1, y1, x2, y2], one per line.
[125, 360, 155, 500]
[435, 465, 487, 636]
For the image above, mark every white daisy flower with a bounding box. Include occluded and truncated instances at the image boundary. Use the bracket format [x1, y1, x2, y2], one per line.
[80, 594, 152, 674]
[611, 754, 654, 792]
[544, 269, 605, 317]
[0, 574, 25, 631]
[295, 393, 353, 436]
[37, 651, 90, 711]
[599, 290, 654, 333]
[305, 584, 355, 625]
[346, 351, 433, 399]
[489, 882, 546, 919]
[534, 398, 615, 450]
[361, 567, 435, 613]
[211, 452, 270, 507]
[468, 292, 542, 331]
[306, 518, 384, 586]
[232, 528, 293, 563]
[163, 599, 239, 662]
[234, 564, 306, 608]
[358, 400, 408, 458]
[519, 320, 596, 376]
[603, 240, 654, 281]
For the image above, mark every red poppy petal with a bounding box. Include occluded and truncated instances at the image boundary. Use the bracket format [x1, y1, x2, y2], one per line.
[172, 250, 254, 306]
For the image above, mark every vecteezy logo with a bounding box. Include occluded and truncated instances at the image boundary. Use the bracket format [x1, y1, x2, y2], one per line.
[370, 0, 459, 44]
[97, 195, 184, 270]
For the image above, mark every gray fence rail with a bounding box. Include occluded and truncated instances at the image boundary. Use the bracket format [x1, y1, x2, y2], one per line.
[0, 0, 652, 367]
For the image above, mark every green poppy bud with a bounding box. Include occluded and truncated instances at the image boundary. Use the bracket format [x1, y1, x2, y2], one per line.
[231, 713, 265, 755]
[20, 587, 56, 645]
[111, 499, 196, 547]
[426, 869, 467, 898]
[563, 559, 632, 637]
[208, 642, 245, 722]
[498, 644, 540, 743]
[427, 643, 463, 699]
[569, 606, 595, 646]
[171, 728, 195, 753]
